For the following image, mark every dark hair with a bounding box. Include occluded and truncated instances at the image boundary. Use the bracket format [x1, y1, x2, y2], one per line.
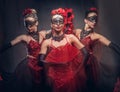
[85, 7, 98, 18]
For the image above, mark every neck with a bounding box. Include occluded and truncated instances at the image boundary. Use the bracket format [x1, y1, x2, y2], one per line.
[28, 31, 39, 41]
[84, 24, 93, 31]
[80, 27, 93, 39]
[53, 30, 63, 37]
[52, 31, 64, 42]
[28, 30, 38, 34]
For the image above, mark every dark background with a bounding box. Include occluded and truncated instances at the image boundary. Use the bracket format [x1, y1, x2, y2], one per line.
[0, 0, 120, 92]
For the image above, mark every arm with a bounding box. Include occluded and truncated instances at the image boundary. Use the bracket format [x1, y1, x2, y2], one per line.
[74, 29, 82, 39]
[39, 30, 52, 43]
[70, 34, 89, 66]
[94, 33, 111, 46]
[39, 30, 46, 44]
[108, 42, 120, 55]
[70, 34, 84, 49]
[0, 35, 27, 53]
[38, 40, 49, 66]
[95, 33, 120, 55]
[11, 35, 27, 45]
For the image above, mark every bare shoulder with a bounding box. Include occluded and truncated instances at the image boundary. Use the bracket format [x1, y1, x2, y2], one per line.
[39, 30, 46, 34]
[46, 30, 51, 34]
[65, 34, 77, 39]
[20, 34, 30, 42]
[91, 32, 102, 40]
[42, 38, 51, 46]
[39, 30, 46, 37]
[17, 34, 27, 39]
[75, 28, 82, 32]
[65, 34, 74, 37]
[93, 32, 102, 37]
[75, 28, 82, 34]
[21, 34, 27, 37]
[74, 28, 82, 38]
[11, 34, 28, 44]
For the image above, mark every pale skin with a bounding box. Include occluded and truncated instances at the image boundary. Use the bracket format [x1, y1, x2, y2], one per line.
[75, 12, 111, 46]
[40, 14, 84, 55]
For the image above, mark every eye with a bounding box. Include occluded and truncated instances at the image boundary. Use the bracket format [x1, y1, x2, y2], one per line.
[59, 20, 64, 24]
[87, 16, 97, 22]
[52, 20, 57, 24]
[52, 19, 64, 24]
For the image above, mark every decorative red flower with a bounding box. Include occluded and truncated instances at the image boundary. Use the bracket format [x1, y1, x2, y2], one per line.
[51, 8, 67, 18]
[23, 8, 33, 16]
[64, 8, 74, 34]
[65, 8, 74, 18]
[90, 7, 97, 11]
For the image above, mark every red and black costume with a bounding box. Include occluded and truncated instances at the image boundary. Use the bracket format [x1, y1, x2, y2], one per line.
[44, 36, 87, 92]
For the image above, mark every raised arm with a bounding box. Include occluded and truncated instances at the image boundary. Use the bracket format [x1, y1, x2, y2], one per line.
[94, 33, 111, 46]
[94, 33, 120, 55]
[11, 35, 28, 46]
[0, 35, 27, 53]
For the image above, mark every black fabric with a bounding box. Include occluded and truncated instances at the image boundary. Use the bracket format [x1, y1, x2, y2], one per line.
[109, 42, 120, 55]
[38, 54, 53, 92]
[38, 54, 46, 66]
[0, 42, 12, 53]
[14, 58, 33, 92]
[80, 47, 90, 66]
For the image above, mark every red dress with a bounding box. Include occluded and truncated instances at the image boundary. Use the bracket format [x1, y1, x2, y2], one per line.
[14, 40, 44, 92]
[27, 40, 43, 84]
[45, 37, 87, 92]
[80, 36, 100, 90]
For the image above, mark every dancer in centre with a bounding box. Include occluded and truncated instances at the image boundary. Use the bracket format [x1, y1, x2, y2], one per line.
[38, 8, 89, 92]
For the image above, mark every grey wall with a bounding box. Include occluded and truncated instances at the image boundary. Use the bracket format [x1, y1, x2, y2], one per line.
[97, 0, 120, 91]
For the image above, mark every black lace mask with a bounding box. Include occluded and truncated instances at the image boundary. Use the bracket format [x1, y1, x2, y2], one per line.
[86, 15, 97, 23]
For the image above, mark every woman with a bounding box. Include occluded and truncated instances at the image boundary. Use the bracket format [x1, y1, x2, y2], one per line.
[1, 8, 46, 92]
[75, 7, 120, 92]
[38, 8, 89, 92]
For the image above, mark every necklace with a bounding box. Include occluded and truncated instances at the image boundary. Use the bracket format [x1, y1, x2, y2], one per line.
[45, 31, 53, 39]
[80, 29, 93, 39]
[28, 31, 39, 41]
[52, 34, 64, 42]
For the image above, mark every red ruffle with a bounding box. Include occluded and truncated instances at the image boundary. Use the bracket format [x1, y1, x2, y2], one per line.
[45, 43, 80, 63]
